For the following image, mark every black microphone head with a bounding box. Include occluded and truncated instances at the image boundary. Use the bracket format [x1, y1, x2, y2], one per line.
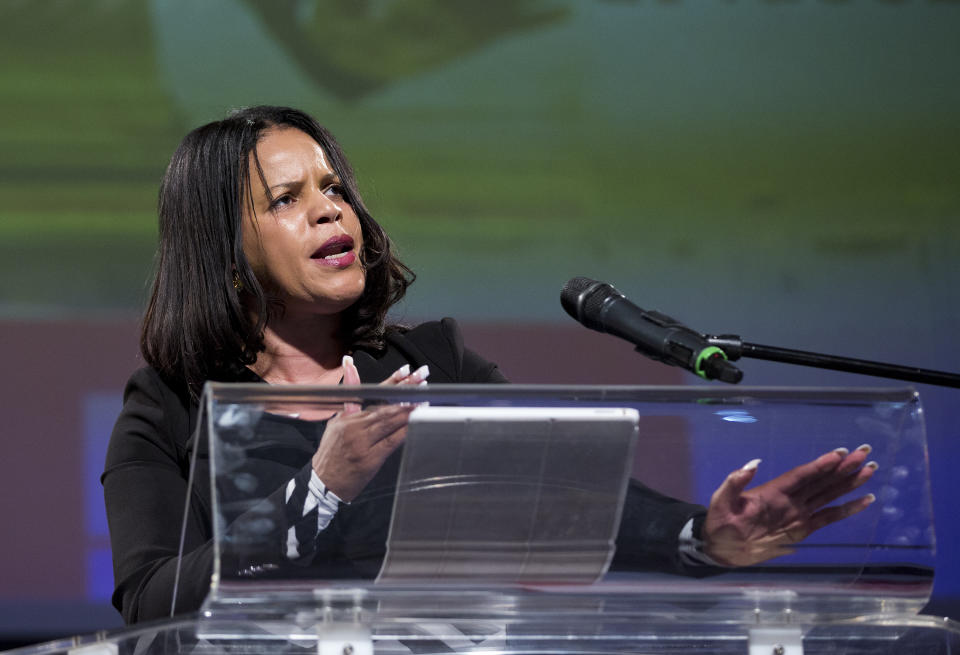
[560, 276, 597, 321]
[560, 277, 621, 331]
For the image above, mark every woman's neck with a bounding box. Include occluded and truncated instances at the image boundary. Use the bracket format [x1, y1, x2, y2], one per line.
[249, 312, 347, 385]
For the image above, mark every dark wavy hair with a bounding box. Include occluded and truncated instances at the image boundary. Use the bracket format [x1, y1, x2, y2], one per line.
[141, 106, 414, 395]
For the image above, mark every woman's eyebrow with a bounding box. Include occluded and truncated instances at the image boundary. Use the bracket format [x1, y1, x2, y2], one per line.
[268, 173, 339, 192]
[268, 180, 300, 193]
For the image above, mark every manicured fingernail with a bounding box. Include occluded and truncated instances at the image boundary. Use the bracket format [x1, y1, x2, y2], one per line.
[342, 355, 354, 367]
[394, 364, 410, 378]
[834, 447, 849, 456]
[742, 458, 761, 472]
[865, 493, 876, 504]
[865, 460, 879, 470]
[418, 379, 428, 386]
[856, 443, 872, 454]
[411, 364, 430, 381]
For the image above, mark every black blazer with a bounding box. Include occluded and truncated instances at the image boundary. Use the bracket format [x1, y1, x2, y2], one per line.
[103, 319, 704, 624]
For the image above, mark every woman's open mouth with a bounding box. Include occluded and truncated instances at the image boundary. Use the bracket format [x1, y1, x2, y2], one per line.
[311, 235, 356, 268]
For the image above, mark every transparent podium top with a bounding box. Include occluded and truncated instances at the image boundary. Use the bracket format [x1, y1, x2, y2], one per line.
[182, 383, 934, 625]
[4, 384, 955, 655]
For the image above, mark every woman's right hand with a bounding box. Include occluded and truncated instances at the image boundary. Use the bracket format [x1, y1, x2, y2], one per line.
[311, 357, 429, 501]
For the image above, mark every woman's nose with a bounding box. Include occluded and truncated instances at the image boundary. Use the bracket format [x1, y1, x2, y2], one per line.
[309, 188, 342, 224]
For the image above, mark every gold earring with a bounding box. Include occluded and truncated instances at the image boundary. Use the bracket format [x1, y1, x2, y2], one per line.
[232, 271, 243, 291]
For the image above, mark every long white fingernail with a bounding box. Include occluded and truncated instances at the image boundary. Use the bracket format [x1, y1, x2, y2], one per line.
[412, 364, 430, 380]
[865, 460, 879, 470]
[742, 458, 761, 472]
[833, 447, 849, 456]
[395, 364, 410, 377]
[865, 493, 876, 504]
[342, 355, 354, 367]
[418, 379, 428, 387]
[856, 443, 872, 454]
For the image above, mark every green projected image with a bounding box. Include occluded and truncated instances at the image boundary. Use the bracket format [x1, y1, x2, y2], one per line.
[1, 0, 957, 329]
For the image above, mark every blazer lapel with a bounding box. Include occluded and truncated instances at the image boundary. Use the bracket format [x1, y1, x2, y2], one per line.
[352, 349, 399, 383]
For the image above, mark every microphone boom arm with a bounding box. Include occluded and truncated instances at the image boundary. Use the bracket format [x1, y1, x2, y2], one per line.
[707, 335, 960, 388]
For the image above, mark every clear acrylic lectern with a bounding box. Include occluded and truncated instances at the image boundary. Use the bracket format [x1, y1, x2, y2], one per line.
[6, 384, 960, 655]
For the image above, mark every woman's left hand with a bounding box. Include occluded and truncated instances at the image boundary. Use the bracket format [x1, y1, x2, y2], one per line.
[701, 445, 878, 567]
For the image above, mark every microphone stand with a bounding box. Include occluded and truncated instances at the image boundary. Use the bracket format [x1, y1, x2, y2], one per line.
[705, 335, 960, 389]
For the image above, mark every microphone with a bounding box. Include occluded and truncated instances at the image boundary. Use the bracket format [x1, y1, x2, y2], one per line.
[560, 277, 742, 383]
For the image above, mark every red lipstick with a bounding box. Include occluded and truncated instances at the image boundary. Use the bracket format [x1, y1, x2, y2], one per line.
[311, 235, 356, 268]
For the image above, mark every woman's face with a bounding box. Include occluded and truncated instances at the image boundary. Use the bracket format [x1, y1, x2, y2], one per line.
[241, 127, 366, 316]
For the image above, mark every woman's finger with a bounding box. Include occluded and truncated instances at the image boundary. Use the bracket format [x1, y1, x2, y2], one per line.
[406, 364, 430, 385]
[792, 445, 872, 504]
[805, 493, 876, 533]
[342, 355, 361, 385]
[382, 364, 411, 384]
[803, 460, 878, 510]
[341, 355, 362, 415]
[340, 403, 415, 448]
[371, 423, 409, 456]
[364, 403, 415, 437]
[709, 458, 761, 513]
[379, 364, 430, 387]
[772, 448, 849, 496]
[835, 444, 873, 475]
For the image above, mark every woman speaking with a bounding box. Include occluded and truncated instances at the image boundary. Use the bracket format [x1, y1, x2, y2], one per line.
[103, 106, 877, 624]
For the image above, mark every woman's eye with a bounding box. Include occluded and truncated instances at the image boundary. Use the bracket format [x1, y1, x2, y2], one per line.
[270, 194, 294, 210]
[324, 184, 344, 198]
